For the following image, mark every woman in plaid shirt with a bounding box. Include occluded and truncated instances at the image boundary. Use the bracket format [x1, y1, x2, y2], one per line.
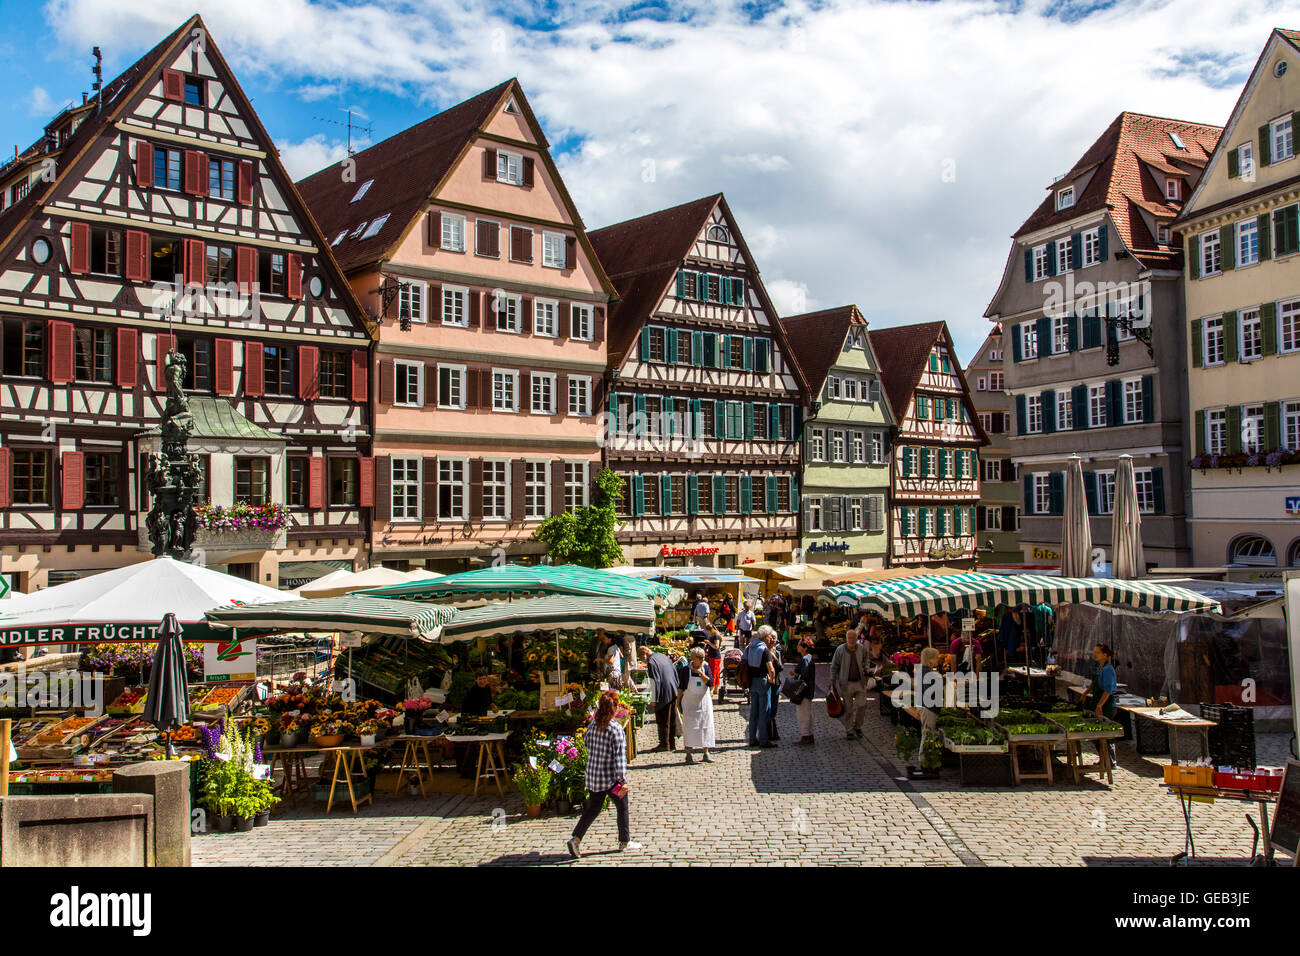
[567, 690, 641, 858]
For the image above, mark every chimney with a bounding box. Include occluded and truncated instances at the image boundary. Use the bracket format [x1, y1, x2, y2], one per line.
[82, 92, 88, 105]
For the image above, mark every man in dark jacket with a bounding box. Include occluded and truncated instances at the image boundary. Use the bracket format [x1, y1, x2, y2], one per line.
[639, 646, 680, 751]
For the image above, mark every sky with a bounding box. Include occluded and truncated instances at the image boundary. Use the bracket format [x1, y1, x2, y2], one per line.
[0, 0, 1289, 361]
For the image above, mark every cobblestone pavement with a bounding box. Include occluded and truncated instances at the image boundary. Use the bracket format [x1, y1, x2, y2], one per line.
[193, 669, 1293, 867]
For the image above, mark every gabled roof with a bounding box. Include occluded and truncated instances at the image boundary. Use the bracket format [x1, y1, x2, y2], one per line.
[296, 81, 511, 272]
[867, 321, 988, 446]
[1013, 111, 1221, 268]
[776, 305, 865, 395]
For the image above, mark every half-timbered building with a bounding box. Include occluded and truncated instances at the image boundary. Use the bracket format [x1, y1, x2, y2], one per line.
[868, 322, 987, 568]
[297, 80, 614, 573]
[588, 195, 809, 567]
[0, 16, 373, 592]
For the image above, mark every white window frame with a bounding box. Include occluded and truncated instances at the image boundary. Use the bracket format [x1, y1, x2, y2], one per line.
[1057, 390, 1074, 431]
[1204, 315, 1225, 366]
[1282, 299, 1300, 354]
[1056, 186, 1074, 211]
[1032, 473, 1052, 515]
[983, 458, 1000, 482]
[870, 431, 884, 465]
[831, 430, 846, 463]
[1021, 320, 1039, 359]
[532, 297, 558, 337]
[541, 231, 566, 269]
[1088, 384, 1107, 428]
[570, 304, 593, 342]
[1284, 400, 1300, 451]
[1032, 244, 1051, 281]
[399, 280, 427, 323]
[1239, 141, 1255, 180]
[567, 376, 592, 417]
[1200, 229, 1222, 276]
[492, 369, 519, 412]
[494, 292, 521, 333]
[1240, 308, 1263, 362]
[523, 460, 549, 519]
[1052, 315, 1069, 354]
[827, 376, 841, 401]
[436, 364, 466, 410]
[1026, 394, 1043, 434]
[530, 372, 557, 415]
[851, 431, 865, 464]
[843, 378, 859, 402]
[437, 458, 468, 520]
[1206, 408, 1227, 456]
[1134, 467, 1157, 514]
[441, 285, 468, 328]
[1165, 178, 1181, 201]
[1096, 470, 1116, 515]
[1271, 115, 1295, 164]
[1158, 224, 1172, 245]
[1122, 378, 1143, 424]
[1242, 403, 1265, 454]
[496, 149, 524, 185]
[390, 456, 421, 522]
[440, 212, 466, 252]
[563, 461, 589, 511]
[989, 370, 1003, 390]
[1237, 219, 1260, 267]
[394, 360, 424, 407]
[984, 506, 1002, 531]
[808, 497, 823, 532]
[482, 459, 510, 520]
[1082, 228, 1102, 267]
[1056, 239, 1072, 275]
[810, 428, 826, 462]
[977, 375, 987, 391]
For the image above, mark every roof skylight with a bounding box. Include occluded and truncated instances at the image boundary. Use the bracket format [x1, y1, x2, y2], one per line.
[350, 179, 374, 202]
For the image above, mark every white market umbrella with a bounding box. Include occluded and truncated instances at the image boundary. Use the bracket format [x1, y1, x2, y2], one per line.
[297, 566, 442, 599]
[0, 556, 284, 641]
[1112, 455, 1146, 579]
[1060, 456, 1093, 578]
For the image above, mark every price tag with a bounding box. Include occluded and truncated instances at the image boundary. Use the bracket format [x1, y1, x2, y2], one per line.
[436, 710, 450, 722]
[963, 618, 975, 634]
[555, 694, 574, 707]
[599, 683, 609, 691]
[528, 756, 537, 768]
[548, 760, 563, 773]
[252, 763, 271, 781]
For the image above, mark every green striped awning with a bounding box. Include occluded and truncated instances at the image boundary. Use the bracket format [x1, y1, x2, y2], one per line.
[438, 595, 657, 644]
[205, 597, 457, 641]
[820, 573, 1221, 620]
[361, 563, 676, 606]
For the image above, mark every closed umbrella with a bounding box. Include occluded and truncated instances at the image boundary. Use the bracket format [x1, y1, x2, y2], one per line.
[143, 612, 190, 757]
[1061, 455, 1093, 578]
[1112, 455, 1146, 579]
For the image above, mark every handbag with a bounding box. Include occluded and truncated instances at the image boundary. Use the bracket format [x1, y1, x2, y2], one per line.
[826, 685, 844, 718]
[781, 673, 807, 703]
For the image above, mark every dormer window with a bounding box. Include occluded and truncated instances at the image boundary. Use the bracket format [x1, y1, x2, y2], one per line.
[1157, 225, 1171, 245]
[331, 230, 347, 246]
[1056, 186, 1074, 211]
[1165, 178, 1180, 201]
[350, 179, 374, 203]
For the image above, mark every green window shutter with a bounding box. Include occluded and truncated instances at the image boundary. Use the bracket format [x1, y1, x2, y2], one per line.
[902, 446, 914, 475]
[1220, 224, 1235, 270]
[1224, 311, 1239, 363]
[740, 475, 752, 514]
[1016, 394, 1027, 435]
[634, 393, 647, 419]
[1083, 471, 1098, 515]
[1072, 385, 1087, 430]
[676, 271, 686, 297]
[713, 400, 725, 439]
[793, 405, 803, 440]
[1227, 405, 1242, 454]
[1279, 206, 1300, 256]
[1083, 311, 1102, 349]
[920, 448, 931, 478]
[1151, 468, 1165, 514]
[1012, 323, 1023, 362]
[1188, 237, 1200, 279]
[1194, 410, 1205, 456]
[936, 507, 947, 536]
[687, 474, 699, 515]
[1023, 475, 1033, 513]
[665, 328, 677, 364]
[1142, 375, 1154, 423]
[1106, 380, 1122, 427]
[1263, 302, 1278, 355]
[691, 331, 703, 366]
[632, 475, 645, 516]
[743, 337, 754, 371]
[1191, 318, 1203, 367]
[703, 332, 717, 368]
[660, 474, 672, 513]
[1260, 125, 1272, 166]
[663, 396, 675, 435]
[1048, 472, 1065, 515]
[689, 398, 702, 438]
[1024, 249, 1033, 282]
[1045, 240, 1057, 276]
[1098, 225, 1109, 261]
[1071, 233, 1083, 268]
[1265, 402, 1281, 450]
[1228, 148, 1239, 178]
[1259, 213, 1272, 260]
[790, 476, 799, 512]
[954, 449, 965, 479]
[719, 334, 731, 367]
[1067, 313, 1078, 351]
[765, 475, 777, 514]
[639, 327, 651, 361]
[768, 403, 779, 439]
[937, 450, 948, 478]
[755, 338, 770, 374]
[1041, 390, 1056, 433]
[712, 475, 726, 514]
[743, 402, 755, 440]
[1035, 315, 1050, 354]
[697, 274, 709, 302]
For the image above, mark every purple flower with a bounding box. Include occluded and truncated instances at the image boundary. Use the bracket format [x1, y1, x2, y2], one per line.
[1267, 450, 1284, 468]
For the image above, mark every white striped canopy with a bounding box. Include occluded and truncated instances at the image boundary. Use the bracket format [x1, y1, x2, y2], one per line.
[819, 572, 1221, 619]
[205, 597, 457, 641]
[437, 595, 656, 643]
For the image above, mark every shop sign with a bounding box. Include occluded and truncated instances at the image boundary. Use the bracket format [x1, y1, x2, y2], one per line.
[0, 622, 210, 647]
[808, 541, 851, 553]
[203, 637, 257, 682]
[660, 545, 720, 557]
[928, 544, 969, 560]
[1032, 548, 1061, 560]
[1286, 496, 1300, 515]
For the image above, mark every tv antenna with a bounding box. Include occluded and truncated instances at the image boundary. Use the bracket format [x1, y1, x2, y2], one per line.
[313, 107, 373, 156]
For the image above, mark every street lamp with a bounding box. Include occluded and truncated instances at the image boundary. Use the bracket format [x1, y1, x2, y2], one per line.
[1103, 306, 1154, 366]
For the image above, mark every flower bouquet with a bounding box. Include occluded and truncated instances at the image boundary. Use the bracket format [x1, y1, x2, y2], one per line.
[309, 720, 348, 748]
[402, 697, 433, 733]
[355, 718, 380, 747]
[275, 713, 302, 747]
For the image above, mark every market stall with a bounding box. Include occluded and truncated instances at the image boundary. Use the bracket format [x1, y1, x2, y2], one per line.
[361, 562, 679, 608]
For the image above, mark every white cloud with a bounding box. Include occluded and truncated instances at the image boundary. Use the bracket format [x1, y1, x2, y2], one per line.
[38, 0, 1289, 359]
[276, 133, 348, 180]
[29, 86, 53, 115]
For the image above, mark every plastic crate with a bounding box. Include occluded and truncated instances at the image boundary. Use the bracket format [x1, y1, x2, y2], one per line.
[959, 752, 1015, 786]
[1201, 703, 1255, 771]
[1164, 764, 1213, 787]
[1134, 715, 1169, 755]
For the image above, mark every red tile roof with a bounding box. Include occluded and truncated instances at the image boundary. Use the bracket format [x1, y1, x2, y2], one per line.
[296, 81, 513, 272]
[777, 305, 864, 394]
[1014, 111, 1222, 269]
[867, 321, 988, 446]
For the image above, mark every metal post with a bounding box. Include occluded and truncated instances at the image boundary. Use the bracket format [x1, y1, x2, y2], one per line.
[0, 718, 11, 796]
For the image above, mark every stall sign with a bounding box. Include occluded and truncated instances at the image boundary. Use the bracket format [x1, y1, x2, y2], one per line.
[1286, 496, 1300, 515]
[660, 545, 720, 557]
[203, 638, 257, 683]
[0, 622, 210, 647]
[808, 541, 851, 553]
[1032, 548, 1061, 560]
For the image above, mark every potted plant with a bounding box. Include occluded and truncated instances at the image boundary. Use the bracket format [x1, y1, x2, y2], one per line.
[402, 697, 433, 734]
[253, 780, 279, 826]
[893, 726, 919, 765]
[277, 713, 301, 748]
[512, 764, 551, 818]
[310, 719, 347, 748]
[919, 732, 943, 775]
[356, 719, 380, 747]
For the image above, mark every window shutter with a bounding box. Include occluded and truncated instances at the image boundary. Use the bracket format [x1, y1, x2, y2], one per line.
[1220, 224, 1235, 270]
[1083, 471, 1098, 515]
[977, 506, 986, 531]
[308, 456, 325, 509]
[686, 474, 699, 515]
[765, 475, 778, 515]
[235, 246, 256, 293]
[123, 229, 148, 281]
[1067, 313, 1078, 352]
[115, 328, 138, 388]
[47, 320, 74, 383]
[214, 338, 235, 395]
[134, 142, 154, 188]
[999, 505, 1015, 530]
[522, 156, 535, 188]
[69, 222, 90, 274]
[420, 457, 437, 521]
[1023, 248, 1033, 282]
[1259, 125, 1272, 165]
[378, 360, 396, 405]
[743, 402, 754, 440]
[468, 291, 481, 329]
[676, 271, 686, 298]
[755, 338, 770, 374]
[1191, 318, 1203, 367]
[593, 306, 605, 343]
[161, 68, 185, 100]
[1035, 315, 1050, 354]
[1227, 405, 1242, 454]
[1258, 213, 1272, 260]
[286, 253, 303, 299]
[350, 350, 368, 403]
[1151, 467, 1165, 514]
[1023, 475, 1033, 513]
[1187, 237, 1200, 280]
[1259, 302, 1277, 356]
[183, 150, 208, 196]
[1045, 240, 1057, 276]
[357, 456, 375, 509]
[1224, 311, 1239, 363]
[639, 328, 651, 362]
[1228, 148, 1239, 178]
[1012, 323, 1022, 362]
[712, 475, 726, 514]
[154, 334, 175, 391]
[1083, 311, 1101, 349]
[555, 462, 569, 515]
[739, 475, 752, 514]
[298, 345, 319, 400]
[1049, 472, 1064, 515]
[520, 296, 532, 333]
[0, 447, 10, 508]
[1015, 394, 1027, 435]
[1041, 390, 1055, 433]
[743, 336, 754, 371]
[631, 475, 645, 516]
[954, 448, 965, 479]
[237, 161, 254, 205]
[1098, 224, 1109, 261]
[920, 448, 931, 478]
[184, 239, 204, 286]
[1106, 380, 1122, 427]
[235, 340, 262, 397]
[1142, 375, 1154, 423]
[1194, 410, 1205, 456]
[1266, 402, 1281, 450]
[483, 147, 497, 179]
[937, 448, 948, 478]
[57, 451, 84, 511]
[1072, 385, 1087, 429]
[1071, 233, 1083, 268]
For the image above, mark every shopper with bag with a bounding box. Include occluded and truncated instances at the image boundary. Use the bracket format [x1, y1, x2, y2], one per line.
[639, 646, 681, 752]
[788, 637, 817, 745]
[828, 627, 871, 739]
[678, 648, 715, 764]
[745, 626, 778, 748]
[765, 627, 784, 742]
[567, 690, 641, 858]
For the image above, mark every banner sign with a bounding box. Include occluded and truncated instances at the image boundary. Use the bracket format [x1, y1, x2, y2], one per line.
[660, 545, 720, 557]
[0, 622, 214, 647]
[808, 541, 851, 553]
[203, 637, 257, 683]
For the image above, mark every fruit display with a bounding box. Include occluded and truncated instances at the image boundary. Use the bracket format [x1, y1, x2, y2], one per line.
[13, 717, 62, 760]
[107, 688, 147, 715]
[88, 716, 144, 744]
[170, 724, 200, 743]
[192, 682, 250, 717]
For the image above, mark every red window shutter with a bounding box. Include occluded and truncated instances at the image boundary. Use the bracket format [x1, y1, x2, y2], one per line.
[379, 359, 395, 405]
[564, 235, 576, 270]
[47, 320, 74, 383]
[593, 306, 605, 342]
[155, 333, 175, 391]
[69, 222, 90, 274]
[184, 150, 208, 196]
[123, 230, 148, 281]
[483, 147, 497, 179]
[61, 452, 84, 510]
[286, 253, 302, 299]
[135, 142, 154, 188]
[183, 239, 205, 286]
[358, 456, 375, 508]
[162, 69, 184, 102]
[243, 340, 263, 397]
[0, 448, 10, 509]
[214, 338, 235, 395]
[236, 246, 256, 293]
[116, 328, 138, 387]
[350, 349, 368, 403]
[299, 345, 319, 400]
[237, 161, 254, 205]
[308, 456, 325, 509]
[523, 156, 535, 188]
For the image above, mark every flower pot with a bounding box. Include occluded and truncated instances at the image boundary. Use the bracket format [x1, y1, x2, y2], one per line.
[312, 734, 345, 748]
[213, 813, 234, 833]
[404, 712, 423, 734]
[360, 734, 377, 747]
[555, 799, 571, 815]
[524, 804, 542, 819]
[234, 815, 255, 832]
[280, 733, 300, 748]
[254, 810, 271, 827]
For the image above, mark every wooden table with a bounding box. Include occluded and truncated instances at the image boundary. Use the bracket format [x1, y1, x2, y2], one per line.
[443, 733, 510, 798]
[1008, 739, 1058, 785]
[1163, 783, 1279, 862]
[387, 735, 444, 797]
[1122, 706, 1216, 760]
[1064, 735, 1116, 785]
[263, 743, 375, 813]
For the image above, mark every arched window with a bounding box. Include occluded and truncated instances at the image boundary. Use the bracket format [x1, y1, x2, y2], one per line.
[1228, 535, 1277, 567]
[1287, 539, 1300, 567]
[706, 224, 730, 243]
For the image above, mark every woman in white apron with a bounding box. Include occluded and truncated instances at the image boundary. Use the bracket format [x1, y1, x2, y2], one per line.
[680, 647, 716, 764]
